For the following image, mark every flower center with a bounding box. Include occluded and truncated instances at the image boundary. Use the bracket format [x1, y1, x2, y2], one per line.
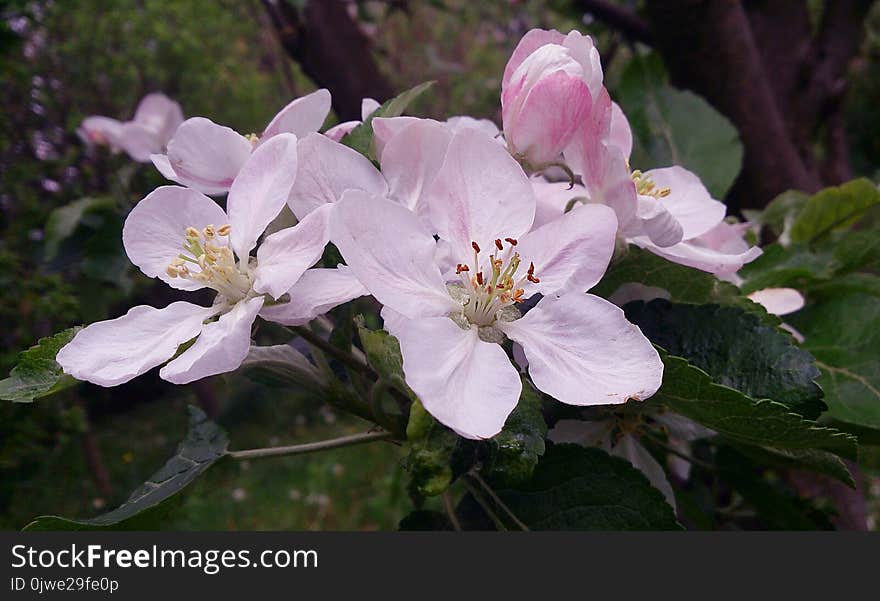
[165, 224, 252, 302]
[451, 238, 537, 327]
[631, 170, 671, 199]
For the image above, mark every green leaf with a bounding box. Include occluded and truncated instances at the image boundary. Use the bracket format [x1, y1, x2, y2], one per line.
[467, 444, 681, 530]
[624, 300, 824, 418]
[617, 54, 743, 198]
[404, 400, 461, 498]
[356, 321, 416, 400]
[341, 81, 435, 159]
[44, 196, 116, 260]
[728, 443, 854, 488]
[0, 328, 80, 403]
[481, 379, 547, 488]
[24, 406, 228, 530]
[788, 292, 880, 431]
[654, 352, 857, 460]
[594, 247, 770, 320]
[790, 178, 880, 244]
[756, 190, 810, 239]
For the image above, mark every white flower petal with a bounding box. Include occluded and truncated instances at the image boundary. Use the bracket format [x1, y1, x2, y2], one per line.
[287, 132, 388, 219]
[612, 435, 676, 509]
[160, 297, 263, 384]
[517, 202, 617, 296]
[132, 92, 184, 143]
[227, 133, 298, 258]
[530, 178, 588, 229]
[372, 116, 419, 160]
[118, 122, 163, 162]
[499, 293, 663, 406]
[123, 186, 230, 291]
[381, 119, 453, 219]
[253, 204, 332, 299]
[747, 288, 805, 316]
[262, 89, 332, 140]
[78, 116, 124, 148]
[547, 419, 613, 450]
[361, 98, 381, 120]
[259, 265, 369, 326]
[609, 101, 632, 159]
[645, 167, 725, 240]
[427, 128, 535, 254]
[383, 309, 522, 439]
[633, 195, 684, 248]
[163, 117, 253, 195]
[331, 191, 455, 319]
[634, 237, 763, 275]
[445, 115, 500, 138]
[56, 302, 215, 386]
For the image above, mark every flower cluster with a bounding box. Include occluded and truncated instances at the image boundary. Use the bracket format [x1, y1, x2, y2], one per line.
[60, 28, 766, 440]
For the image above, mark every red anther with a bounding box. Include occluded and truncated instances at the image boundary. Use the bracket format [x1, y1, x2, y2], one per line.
[495, 239, 503, 251]
[496, 282, 505, 290]
[505, 237, 518, 246]
[487, 285, 493, 294]
[527, 261, 535, 275]
[527, 274, 540, 283]
[471, 241, 481, 253]
[456, 264, 469, 273]
[476, 272, 484, 286]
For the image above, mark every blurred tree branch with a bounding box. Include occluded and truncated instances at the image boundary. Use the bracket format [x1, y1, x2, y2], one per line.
[585, 0, 872, 211]
[261, 0, 394, 121]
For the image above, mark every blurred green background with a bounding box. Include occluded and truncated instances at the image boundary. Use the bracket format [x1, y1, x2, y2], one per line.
[2, 0, 879, 530]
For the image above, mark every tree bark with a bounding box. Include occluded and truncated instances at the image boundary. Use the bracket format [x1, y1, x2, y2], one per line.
[261, 0, 394, 121]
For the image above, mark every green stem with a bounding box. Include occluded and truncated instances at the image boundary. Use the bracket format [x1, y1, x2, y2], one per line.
[289, 325, 375, 377]
[461, 478, 507, 531]
[228, 430, 393, 460]
[469, 472, 529, 531]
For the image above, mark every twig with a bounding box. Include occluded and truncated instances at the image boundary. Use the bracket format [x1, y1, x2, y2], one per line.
[468, 472, 530, 531]
[228, 430, 393, 460]
[577, 0, 653, 44]
[461, 478, 507, 531]
[442, 491, 462, 531]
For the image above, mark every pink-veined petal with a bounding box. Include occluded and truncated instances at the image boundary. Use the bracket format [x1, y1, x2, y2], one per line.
[502, 28, 566, 90]
[383, 309, 522, 440]
[262, 88, 332, 141]
[561, 30, 604, 98]
[253, 203, 332, 299]
[259, 265, 369, 326]
[504, 70, 592, 165]
[331, 191, 455, 319]
[609, 101, 633, 159]
[227, 133, 298, 258]
[118, 122, 163, 162]
[517, 202, 617, 296]
[372, 116, 420, 160]
[56, 301, 215, 387]
[132, 92, 184, 143]
[499, 293, 663, 406]
[287, 132, 387, 219]
[747, 288, 805, 316]
[164, 117, 253, 194]
[634, 236, 763, 275]
[324, 120, 359, 142]
[361, 98, 381, 120]
[645, 167, 725, 240]
[381, 119, 453, 219]
[123, 186, 230, 291]
[159, 297, 263, 384]
[530, 178, 588, 229]
[78, 116, 124, 148]
[427, 128, 535, 254]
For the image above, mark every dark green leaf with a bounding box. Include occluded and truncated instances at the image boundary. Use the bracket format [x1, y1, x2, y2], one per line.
[790, 178, 880, 244]
[43, 196, 116, 261]
[756, 190, 810, 239]
[404, 400, 461, 498]
[728, 443, 854, 488]
[788, 292, 880, 431]
[469, 444, 681, 530]
[24, 406, 228, 530]
[356, 322, 416, 400]
[655, 352, 857, 460]
[341, 81, 435, 159]
[482, 379, 547, 488]
[0, 328, 80, 403]
[625, 300, 824, 418]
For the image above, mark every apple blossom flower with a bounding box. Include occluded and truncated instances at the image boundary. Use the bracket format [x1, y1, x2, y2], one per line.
[78, 93, 183, 162]
[330, 129, 662, 439]
[150, 89, 331, 195]
[57, 134, 366, 387]
[562, 91, 762, 274]
[324, 97, 381, 142]
[501, 29, 603, 167]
